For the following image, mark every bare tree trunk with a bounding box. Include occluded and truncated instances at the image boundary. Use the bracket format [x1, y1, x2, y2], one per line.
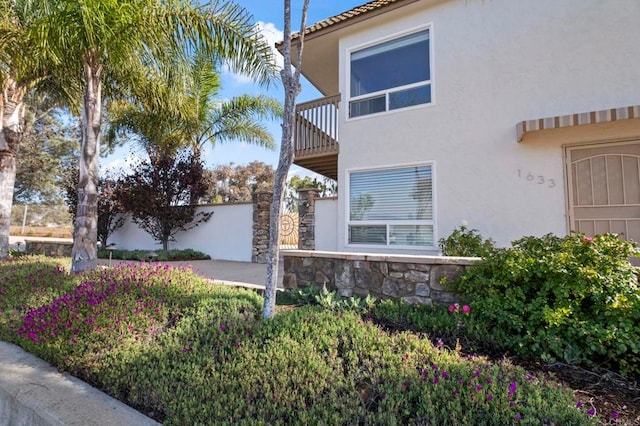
[71, 59, 102, 272]
[0, 82, 26, 259]
[263, 0, 309, 319]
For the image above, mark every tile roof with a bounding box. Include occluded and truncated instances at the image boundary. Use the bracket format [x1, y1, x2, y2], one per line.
[290, 0, 410, 41]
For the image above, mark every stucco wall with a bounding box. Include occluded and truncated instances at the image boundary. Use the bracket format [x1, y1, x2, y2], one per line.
[109, 203, 253, 262]
[315, 197, 338, 251]
[332, 0, 640, 253]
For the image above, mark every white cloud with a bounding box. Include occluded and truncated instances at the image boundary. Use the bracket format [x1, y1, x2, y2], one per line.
[100, 155, 142, 177]
[226, 21, 284, 84]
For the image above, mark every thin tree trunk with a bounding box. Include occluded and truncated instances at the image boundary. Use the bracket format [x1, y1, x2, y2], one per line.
[0, 83, 25, 259]
[71, 59, 102, 272]
[263, 0, 309, 319]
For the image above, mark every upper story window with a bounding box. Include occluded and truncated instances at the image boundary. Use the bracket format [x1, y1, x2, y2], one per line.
[349, 28, 431, 118]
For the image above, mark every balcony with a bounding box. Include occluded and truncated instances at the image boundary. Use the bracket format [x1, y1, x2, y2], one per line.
[294, 94, 340, 180]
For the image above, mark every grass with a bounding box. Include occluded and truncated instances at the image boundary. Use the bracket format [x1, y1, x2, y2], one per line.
[0, 256, 630, 424]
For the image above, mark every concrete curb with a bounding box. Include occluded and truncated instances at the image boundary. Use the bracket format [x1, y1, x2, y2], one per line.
[0, 341, 159, 426]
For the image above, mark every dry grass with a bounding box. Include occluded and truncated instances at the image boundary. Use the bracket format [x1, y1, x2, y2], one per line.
[10, 226, 72, 239]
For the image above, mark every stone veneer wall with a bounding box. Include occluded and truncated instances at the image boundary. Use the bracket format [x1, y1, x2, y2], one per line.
[297, 188, 318, 250]
[252, 191, 272, 263]
[283, 250, 480, 305]
[26, 240, 73, 257]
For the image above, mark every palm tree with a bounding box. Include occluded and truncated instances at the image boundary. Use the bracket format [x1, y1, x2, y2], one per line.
[0, 0, 76, 259]
[25, 0, 277, 272]
[106, 53, 281, 160]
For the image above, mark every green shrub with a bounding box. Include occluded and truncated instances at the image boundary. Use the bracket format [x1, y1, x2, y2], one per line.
[97, 248, 211, 261]
[452, 233, 640, 377]
[439, 225, 495, 257]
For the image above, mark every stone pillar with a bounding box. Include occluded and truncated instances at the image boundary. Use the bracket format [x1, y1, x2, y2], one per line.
[297, 188, 319, 250]
[252, 191, 272, 263]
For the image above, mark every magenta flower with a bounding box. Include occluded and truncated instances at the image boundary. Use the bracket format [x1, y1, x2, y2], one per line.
[448, 304, 457, 313]
[436, 339, 443, 348]
[583, 236, 593, 243]
[462, 305, 471, 314]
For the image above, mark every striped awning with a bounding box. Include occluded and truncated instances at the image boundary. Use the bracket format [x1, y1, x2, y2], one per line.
[517, 105, 640, 142]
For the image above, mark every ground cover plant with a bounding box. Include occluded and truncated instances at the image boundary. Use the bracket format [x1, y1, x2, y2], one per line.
[0, 256, 635, 424]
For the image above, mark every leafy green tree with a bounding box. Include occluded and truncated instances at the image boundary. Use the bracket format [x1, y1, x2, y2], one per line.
[24, 0, 277, 272]
[14, 94, 79, 205]
[117, 150, 212, 251]
[202, 161, 275, 203]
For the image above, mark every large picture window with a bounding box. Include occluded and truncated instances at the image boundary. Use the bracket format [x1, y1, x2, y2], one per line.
[348, 164, 434, 247]
[349, 28, 431, 118]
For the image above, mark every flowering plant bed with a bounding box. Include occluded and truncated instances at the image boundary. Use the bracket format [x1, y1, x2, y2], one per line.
[0, 256, 637, 424]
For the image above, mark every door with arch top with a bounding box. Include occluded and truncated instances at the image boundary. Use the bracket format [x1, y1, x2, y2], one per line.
[565, 140, 640, 243]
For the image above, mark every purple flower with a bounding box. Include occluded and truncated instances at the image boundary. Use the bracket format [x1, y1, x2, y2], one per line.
[611, 411, 619, 419]
[402, 381, 409, 389]
[436, 339, 443, 348]
[509, 381, 517, 395]
[452, 390, 459, 397]
[487, 394, 493, 402]
[472, 370, 480, 378]
[475, 385, 483, 392]
[576, 401, 584, 409]
[458, 378, 464, 385]
[441, 371, 449, 378]
[587, 408, 596, 416]
[515, 413, 522, 421]
[219, 323, 226, 331]
[509, 401, 515, 408]
[433, 377, 440, 384]
[486, 378, 492, 384]
[380, 393, 387, 400]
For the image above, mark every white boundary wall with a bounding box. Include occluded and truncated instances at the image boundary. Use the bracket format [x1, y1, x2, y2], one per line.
[315, 197, 338, 251]
[109, 203, 253, 262]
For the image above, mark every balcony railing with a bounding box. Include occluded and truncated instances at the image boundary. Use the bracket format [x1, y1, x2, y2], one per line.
[294, 94, 340, 158]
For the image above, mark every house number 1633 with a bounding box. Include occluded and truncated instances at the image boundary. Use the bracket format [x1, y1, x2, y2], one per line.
[517, 169, 556, 188]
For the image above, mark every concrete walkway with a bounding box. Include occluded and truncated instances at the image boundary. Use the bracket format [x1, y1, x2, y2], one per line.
[0, 341, 159, 426]
[98, 258, 284, 290]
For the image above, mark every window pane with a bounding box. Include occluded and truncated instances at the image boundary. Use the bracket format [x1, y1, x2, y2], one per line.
[349, 166, 433, 221]
[349, 95, 386, 118]
[351, 30, 430, 97]
[349, 225, 387, 244]
[389, 85, 431, 110]
[390, 225, 434, 246]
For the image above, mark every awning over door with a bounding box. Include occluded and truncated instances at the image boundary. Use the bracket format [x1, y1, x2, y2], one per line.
[517, 105, 640, 142]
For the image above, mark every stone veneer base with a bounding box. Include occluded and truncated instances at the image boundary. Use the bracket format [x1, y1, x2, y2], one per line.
[283, 250, 479, 305]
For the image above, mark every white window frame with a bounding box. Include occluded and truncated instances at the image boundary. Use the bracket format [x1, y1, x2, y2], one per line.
[345, 161, 437, 250]
[346, 24, 434, 121]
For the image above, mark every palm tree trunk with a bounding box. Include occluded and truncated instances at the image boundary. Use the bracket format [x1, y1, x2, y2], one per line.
[0, 84, 25, 259]
[71, 59, 102, 272]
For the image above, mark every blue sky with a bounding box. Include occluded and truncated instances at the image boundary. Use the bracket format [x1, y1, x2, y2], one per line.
[103, 0, 364, 178]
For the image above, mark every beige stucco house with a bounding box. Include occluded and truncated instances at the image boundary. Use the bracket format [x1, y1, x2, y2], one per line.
[286, 0, 640, 254]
